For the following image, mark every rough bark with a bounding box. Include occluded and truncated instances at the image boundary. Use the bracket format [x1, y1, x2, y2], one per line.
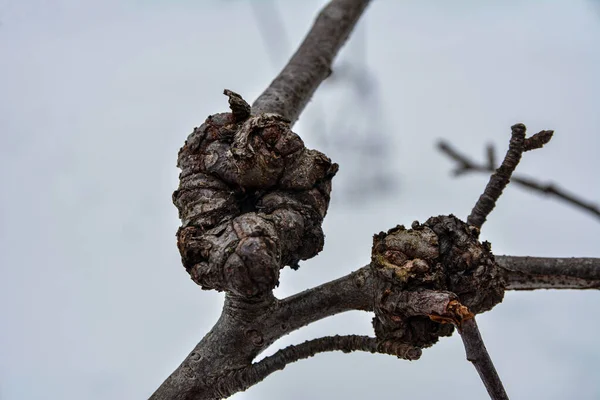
[152, 0, 600, 398]
[252, 0, 371, 124]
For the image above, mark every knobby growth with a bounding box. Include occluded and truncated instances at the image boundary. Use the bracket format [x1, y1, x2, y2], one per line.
[173, 90, 337, 298]
[151, 1, 600, 399]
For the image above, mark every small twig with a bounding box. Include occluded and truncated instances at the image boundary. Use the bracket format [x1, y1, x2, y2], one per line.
[217, 335, 421, 398]
[523, 130, 554, 151]
[467, 123, 529, 229]
[251, 0, 371, 124]
[438, 137, 600, 221]
[458, 318, 509, 400]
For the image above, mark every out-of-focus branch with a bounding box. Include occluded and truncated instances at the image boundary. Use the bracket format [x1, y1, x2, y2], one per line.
[251, 0, 371, 124]
[497, 256, 600, 290]
[438, 139, 600, 221]
[215, 335, 421, 398]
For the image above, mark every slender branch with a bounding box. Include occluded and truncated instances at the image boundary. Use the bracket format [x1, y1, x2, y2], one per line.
[523, 129, 554, 151]
[438, 140, 600, 221]
[215, 335, 421, 398]
[268, 265, 374, 335]
[251, 0, 371, 124]
[459, 318, 509, 400]
[468, 123, 529, 228]
[389, 291, 509, 399]
[497, 256, 600, 290]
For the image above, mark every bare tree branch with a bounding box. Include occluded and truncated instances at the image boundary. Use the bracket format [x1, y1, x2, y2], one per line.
[460, 124, 556, 399]
[498, 256, 600, 290]
[268, 255, 600, 337]
[438, 140, 600, 221]
[155, 0, 599, 395]
[214, 335, 421, 398]
[523, 129, 554, 151]
[459, 318, 509, 400]
[150, 294, 277, 400]
[268, 265, 373, 332]
[381, 290, 510, 399]
[468, 123, 529, 228]
[150, 255, 598, 399]
[251, 0, 371, 124]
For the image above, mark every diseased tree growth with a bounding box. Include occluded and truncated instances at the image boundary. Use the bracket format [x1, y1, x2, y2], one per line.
[151, 1, 600, 399]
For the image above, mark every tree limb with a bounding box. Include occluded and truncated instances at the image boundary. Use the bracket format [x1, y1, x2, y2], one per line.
[267, 265, 374, 334]
[497, 256, 600, 290]
[214, 335, 421, 398]
[150, 294, 276, 400]
[251, 0, 371, 124]
[269, 255, 600, 338]
[468, 123, 529, 228]
[151, 256, 599, 398]
[459, 318, 509, 400]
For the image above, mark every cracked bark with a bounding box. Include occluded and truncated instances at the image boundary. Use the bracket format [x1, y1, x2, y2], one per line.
[151, 0, 600, 398]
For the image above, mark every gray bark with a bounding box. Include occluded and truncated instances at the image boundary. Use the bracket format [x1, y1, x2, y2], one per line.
[251, 0, 371, 124]
[151, 0, 600, 398]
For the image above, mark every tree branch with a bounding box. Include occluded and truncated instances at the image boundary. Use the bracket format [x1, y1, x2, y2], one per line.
[150, 294, 276, 400]
[267, 255, 600, 343]
[151, 256, 599, 398]
[459, 318, 509, 400]
[251, 0, 371, 124]
[267, 265, 374, 335]
[215, 335, 421, 398]
[467, 123, 529, 228]
[497, 256, 600, 290]
[438, 140, 600, 221]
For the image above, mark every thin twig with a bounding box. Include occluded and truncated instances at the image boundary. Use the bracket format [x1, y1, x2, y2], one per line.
[438, 140, 600, 221]
[467, 123, 529, 229]
[459, 318, 509, 400]
[523, 130, 554, 151]
[251, 0, 371, 124]
[216, 335, 421, 398]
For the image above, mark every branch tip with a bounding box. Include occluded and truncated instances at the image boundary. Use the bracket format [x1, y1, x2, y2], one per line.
[524, 129, 554, 151]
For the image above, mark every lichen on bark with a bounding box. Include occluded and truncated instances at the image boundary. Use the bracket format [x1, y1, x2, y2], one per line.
[173, 90, 338, 298]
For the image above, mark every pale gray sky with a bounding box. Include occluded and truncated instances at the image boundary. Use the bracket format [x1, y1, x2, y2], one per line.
[1, 1, 599, 399]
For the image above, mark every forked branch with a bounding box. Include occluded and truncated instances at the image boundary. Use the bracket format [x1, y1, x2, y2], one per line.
[438, 135, 600, 221]
[458, 123, 555, 399]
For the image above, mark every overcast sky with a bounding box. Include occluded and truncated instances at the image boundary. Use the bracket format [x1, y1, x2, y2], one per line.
[1, 1, 600, 399]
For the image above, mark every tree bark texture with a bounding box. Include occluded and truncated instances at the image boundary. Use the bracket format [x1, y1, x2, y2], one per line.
[151, 0, 600, 398]
[251, 0, 371, 124]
